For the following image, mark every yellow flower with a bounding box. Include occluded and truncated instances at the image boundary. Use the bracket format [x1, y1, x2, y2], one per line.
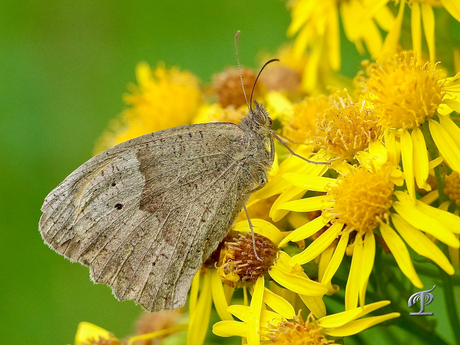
[75, 322, 119, 345]
[221, 220, 329, 313]
[212, 66, 262, 109]
[213, 279, 399, 345]
[365, 0, 460, 62]
[314, 92, 383, 160]
[277, 141, 459, 309]
[74, 320, 187, 345]
[282, 94, 332, 143]
[362, 51, 460, 199]
[444, 171, 460, 206]
[94, 62, 202, 154]
[192, 103, 247, 125]
[287, 0, 394, 91]
[186, 219, 329, 345]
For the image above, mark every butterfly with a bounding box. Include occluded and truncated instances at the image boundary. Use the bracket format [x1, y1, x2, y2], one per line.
[39, 97, 275, 312]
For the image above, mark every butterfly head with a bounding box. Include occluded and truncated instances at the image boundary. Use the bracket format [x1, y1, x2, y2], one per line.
[239, 99, 272, 138]
[250, 100, 272, 127]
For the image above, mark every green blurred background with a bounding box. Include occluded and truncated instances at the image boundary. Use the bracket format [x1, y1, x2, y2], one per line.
[1, 1, 458, 344]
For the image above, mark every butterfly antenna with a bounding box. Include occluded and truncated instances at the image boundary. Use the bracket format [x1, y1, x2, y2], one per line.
[235, 31, 251, 111]
[249, 58, 279, 111]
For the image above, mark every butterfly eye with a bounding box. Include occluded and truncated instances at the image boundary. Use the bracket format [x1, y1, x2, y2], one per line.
[268, 117, 273, 127]
[253, 111, 264, 125]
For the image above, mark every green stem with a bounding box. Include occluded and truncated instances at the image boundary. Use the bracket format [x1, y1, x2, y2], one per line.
[439, 246, 460, 345]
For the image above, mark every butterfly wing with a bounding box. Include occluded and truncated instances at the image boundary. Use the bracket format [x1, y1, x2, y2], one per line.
[39, 122, 254, 311]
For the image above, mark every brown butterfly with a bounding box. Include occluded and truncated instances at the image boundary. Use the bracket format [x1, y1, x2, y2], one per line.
[39, 90, 277, 311]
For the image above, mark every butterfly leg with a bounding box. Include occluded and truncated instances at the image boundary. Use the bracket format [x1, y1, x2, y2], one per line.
[242, 205, 263, 262]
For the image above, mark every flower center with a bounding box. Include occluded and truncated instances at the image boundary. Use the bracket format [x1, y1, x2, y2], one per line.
[217, 232, 278, 288]
[266, 313, 335, 345]
[213, 67, 260, 109]
[283, 95, 331, 143]
[327, 165, 394, 234]
[444, 171, 460, 206]
[366, 52, 445, 130]
[315, 96, 382, 159]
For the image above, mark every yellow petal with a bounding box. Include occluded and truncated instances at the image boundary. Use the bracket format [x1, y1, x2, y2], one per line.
[449, 234, 460, 268]
[212, 321, 247, 338]
[248, 276, 264, 345]
[359, 234, 376, 307]
[374, 3, 395, 31]
[265, 92, 293, 121]
[319, 308, 362, 329]
[362, 19, 383, 59]
[345, 235, 363, 310]
[384, 130, 400, 166]
[392, 214, 454, 274]
[189, 272, 200, 314]
[441, 0, 460, 22]
[127, 325, 188, 345]
[211, 269, 233, 320]
[325, 313, 400, 337]
[291, 222, 343, 264]
[270, 187, 306, 222]
[260, 309, 283, 330]
[411, 2, 422, 55]
[269, 263, 329, 296]
[263, 288, 296, 319]
[413, 199, 460, 235]
[319, 300, 391, 328]
[382, 0, 405, 57]
[400, 130, 415, 200]
[380, 222, 423, 288]
[278, 215, 333, 247]
[411, 128, 430, 191]
[75, 322, 111, 345]
[299, 295, 326, 318]
[187, 271, 212, 345]
[395, 191, 460, 236]
[439, 116, 460, 149]
[326, 1, 340, 70]
[321, 231, 349, 288]
[420, 190, 439, 205]
[287, 0, 315, 36]
[429, 156, 444, 170]
[228, 305, 250, 322]
[421, 3, 435, 63]
[233, 219, 286, 245]
[393, 199, 460, 248]
[282, 173, 337, 191]
[429, 119, 460, 172]
[443, 99, 460, 113]
[362, 0, 392, 24]
[318, 244, 334, 288]
[280, 195, 332, 212]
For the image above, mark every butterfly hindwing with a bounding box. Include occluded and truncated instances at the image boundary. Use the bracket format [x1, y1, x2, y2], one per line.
[39, 122, 255, 311]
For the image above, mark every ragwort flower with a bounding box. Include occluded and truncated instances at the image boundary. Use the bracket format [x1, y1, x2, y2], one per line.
[277, 142, 459, 310]
[362, 51, 460, 199]
[187, 219, 328, 345]
[365, 0, 460, 62]
[94, 62, 202, 153]
[213, 277, 399, 344]
[287, 0, 394, 91]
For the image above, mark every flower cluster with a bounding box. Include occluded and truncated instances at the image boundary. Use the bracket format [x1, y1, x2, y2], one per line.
[75, 1, 460, 345]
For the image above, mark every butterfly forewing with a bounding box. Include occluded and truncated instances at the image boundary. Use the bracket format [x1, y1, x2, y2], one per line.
[39, 122, 256, 311]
